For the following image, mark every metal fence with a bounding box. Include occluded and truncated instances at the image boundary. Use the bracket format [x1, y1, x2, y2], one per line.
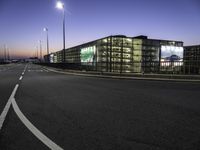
[38, 60, 200, 75]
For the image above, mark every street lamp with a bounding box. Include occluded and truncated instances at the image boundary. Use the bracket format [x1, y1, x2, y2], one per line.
[39, 40, 42, 62]
[56, 1, 64, 10]
[56, 1, 66, 63]
[43, 27, 49, 55]
[4, 44, 7, 62]
[35, 46, 38, 58]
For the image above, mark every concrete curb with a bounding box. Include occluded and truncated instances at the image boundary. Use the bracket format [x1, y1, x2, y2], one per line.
[43, 67, 200, 83]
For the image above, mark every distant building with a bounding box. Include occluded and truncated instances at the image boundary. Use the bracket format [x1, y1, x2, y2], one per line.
[26, 57, 40, 63]
[44, 35, 184, 73]
[184, 45, 200, 74]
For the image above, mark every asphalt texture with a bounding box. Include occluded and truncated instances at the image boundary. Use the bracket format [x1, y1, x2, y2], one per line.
[0, 63, 200, 150]
[0, 64, 23, 112]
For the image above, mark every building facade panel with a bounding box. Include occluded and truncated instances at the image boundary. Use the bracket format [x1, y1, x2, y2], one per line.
[45, 35, 184, 73]
[184, 45, 200, 74]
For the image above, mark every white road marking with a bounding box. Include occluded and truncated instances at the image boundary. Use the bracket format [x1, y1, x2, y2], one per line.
[42, 68, 49, 72]
[12, 98, 63, 150]
[22, 72, 25, 75]
[19, 76, 23, 80]
[27, 69, 46, 72]
[0, 84, 19, 130]
[1, 64, 63, 149]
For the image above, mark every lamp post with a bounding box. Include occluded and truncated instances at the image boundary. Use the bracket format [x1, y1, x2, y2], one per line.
[35, 46, 38, 58]
[56, 1, 66, 63]
[39, 40, 42, 62]
[43, 28, 49, 55]
[4, 44, 7, 62]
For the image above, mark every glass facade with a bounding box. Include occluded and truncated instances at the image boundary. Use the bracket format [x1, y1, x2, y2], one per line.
[184, 45, 200, 74]
[45, 35, 184, 73]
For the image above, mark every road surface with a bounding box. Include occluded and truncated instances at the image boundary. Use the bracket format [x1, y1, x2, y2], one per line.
[0, 63, 200, 150]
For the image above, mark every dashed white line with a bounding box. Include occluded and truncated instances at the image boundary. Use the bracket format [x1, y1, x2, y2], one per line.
[1, 64, 63, 149]
[0, 84, 19, 130]
[19, 76, 23, 80]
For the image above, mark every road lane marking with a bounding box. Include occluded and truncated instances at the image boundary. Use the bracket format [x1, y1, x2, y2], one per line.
[22, 66, 27, 75]
[19, 76, 23, 80]
[1, 64, 63, 149]
[42, 68, 49, 72]
[12, 98, 63, 150]
[0, 84, 19, 130]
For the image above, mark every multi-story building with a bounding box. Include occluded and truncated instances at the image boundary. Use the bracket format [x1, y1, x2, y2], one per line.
[45, 35, 184, 73]
[184, 45, 200, 74]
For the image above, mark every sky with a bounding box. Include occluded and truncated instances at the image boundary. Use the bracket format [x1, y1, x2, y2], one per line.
[0, 0, 200, 58]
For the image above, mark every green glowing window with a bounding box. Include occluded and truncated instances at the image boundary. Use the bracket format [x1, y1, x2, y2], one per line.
[81, 46, 96, 64]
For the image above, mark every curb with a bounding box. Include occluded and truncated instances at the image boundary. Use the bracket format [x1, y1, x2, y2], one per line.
[43, 67, 200, 83]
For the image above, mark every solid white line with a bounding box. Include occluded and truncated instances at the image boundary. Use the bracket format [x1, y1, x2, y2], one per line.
[0, 84, 19, 130]
[19, 76, 23, 80]
[11, 98, 63, 150]
[1, 64, 63, 149]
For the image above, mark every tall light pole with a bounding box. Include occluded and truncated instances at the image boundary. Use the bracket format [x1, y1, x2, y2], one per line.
[4, 44, 7, 62]
[56, 1, 66, 63]
[43, 27, 49, 55]
[35, 46, 39, 58]
[7, 48, 10, 61]
[39, 40, 42, 62]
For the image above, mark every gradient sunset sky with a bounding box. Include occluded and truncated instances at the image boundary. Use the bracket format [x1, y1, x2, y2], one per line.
[0, 0, 200, 58]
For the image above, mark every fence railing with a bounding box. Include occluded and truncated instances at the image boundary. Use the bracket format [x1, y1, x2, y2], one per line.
[38, 61, 200, 75]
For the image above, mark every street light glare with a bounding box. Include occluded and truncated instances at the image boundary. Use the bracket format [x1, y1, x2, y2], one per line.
[56, 1, 64, 9]
[43, 28, 48, 32]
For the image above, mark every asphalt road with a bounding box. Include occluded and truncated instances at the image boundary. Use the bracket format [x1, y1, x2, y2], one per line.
[0, 63, 200, 150]
[0, 64, 23, 112]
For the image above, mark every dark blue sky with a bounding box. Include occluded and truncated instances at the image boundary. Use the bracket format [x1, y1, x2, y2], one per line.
[0, 0, 200, 58]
